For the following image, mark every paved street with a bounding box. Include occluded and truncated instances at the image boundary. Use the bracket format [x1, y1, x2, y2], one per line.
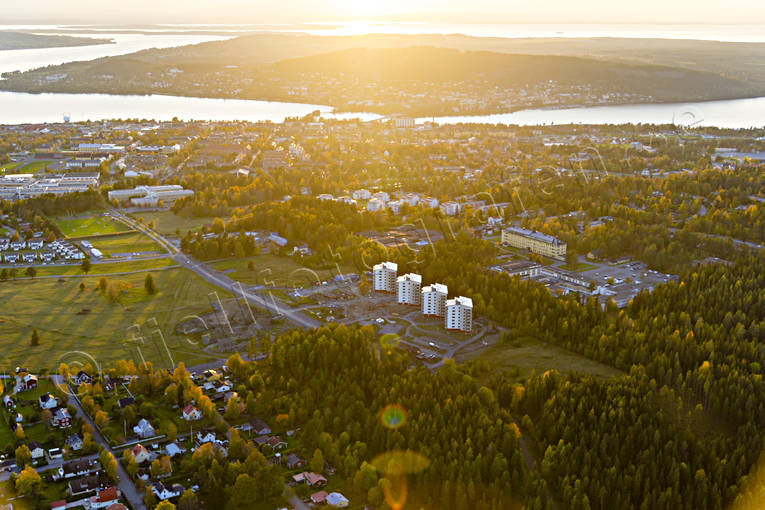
[50, 375, 147, 510]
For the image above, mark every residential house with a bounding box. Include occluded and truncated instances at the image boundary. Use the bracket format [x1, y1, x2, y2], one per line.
[267, 436, 287, 450]
[57, 459, 100, 480]
[132, 418, 155, 439]
[248, 417, 271, 435]
[72, 371, 92, 386]
[88, 486, 119, 509]
[311, 491, 328, 504]
[286, 453, 306, 470]
[327, 492, 350, 507]
[195, 430, 217, 445]
[47, 448, 64, 461]
[68, 475, 100, 496]
[28, 441, 45, 460]
[151, 482, 183, 500]
[39, 393, 58, 409]
[165, 442, 185, 458]
[16, 373, 38, 391]
[51, 408, 73, 428]
[304, 472, 328, 487]
[66, 433, 84, 451]
[181, 405, 202, 421]
[131, 444, 151, 464]
[117, 397, 135, 409]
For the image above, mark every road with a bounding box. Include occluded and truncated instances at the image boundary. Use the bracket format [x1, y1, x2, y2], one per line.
[110, 210, 320, 330]
[51, 375, 147, 510]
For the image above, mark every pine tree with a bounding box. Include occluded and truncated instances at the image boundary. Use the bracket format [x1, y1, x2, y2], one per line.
[30, 329, 40, 346]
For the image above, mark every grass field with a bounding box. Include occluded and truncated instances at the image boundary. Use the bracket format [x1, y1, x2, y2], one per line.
[134, 211, 215, 236]
[208, 255, 353, 288]
[558, 261, 598, 272]
[54, 215, 128, 238]
[17, 160, 52, 173]
[0, 161, 21, 173]
[0, 266, 229, 370]
[29, 258, 177, 277]
[91, 232, 165, 256]
[460, 335, 624, 381]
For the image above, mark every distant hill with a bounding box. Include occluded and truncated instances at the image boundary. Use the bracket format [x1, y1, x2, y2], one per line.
[3, 34, 765, 115]
[0, 31, 112, 51]
[270, 46, 755, 100]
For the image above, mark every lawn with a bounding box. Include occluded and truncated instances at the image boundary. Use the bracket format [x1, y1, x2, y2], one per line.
[0, 267, 230, 370]
[558, 261, 598, 272]
[460, 335, 624, 381]
[91, 232, 165, 257]
[208, 255, 353, 288]
[54, 214, 129, 238]
[0, 161, 21, 173]
[134, 211, 216, 236]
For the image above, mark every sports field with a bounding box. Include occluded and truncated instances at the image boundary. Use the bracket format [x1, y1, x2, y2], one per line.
[54, 214, 130, 238]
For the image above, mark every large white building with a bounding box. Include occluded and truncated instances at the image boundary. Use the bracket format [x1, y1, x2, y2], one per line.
[422, 283, 448, 317]
[397, 273, 422, 306]
[445, 296, 473, 333]
[108, 185, 194, 207]
[373, 262, 398, 293]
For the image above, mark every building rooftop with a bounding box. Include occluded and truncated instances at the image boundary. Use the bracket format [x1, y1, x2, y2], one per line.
[397, 273, 421, 283]
[504, 226, 564, 246]
[423, 283, 448, 294]
[374, 261, 398, 271]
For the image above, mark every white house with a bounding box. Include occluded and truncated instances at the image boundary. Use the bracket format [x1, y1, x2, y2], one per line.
[422, 283, 448, 317]
[181, 405, 202, 421]
[152, 482, 183, 501]
[133, 418, 155, 439]
[39, 393, 58, 409]
[328, 492, 350, 507]
[131, 444, 151, 464]
[397, 273, 422, 306]
[28, 441, 45, 460]
[373, 262, 397, 293]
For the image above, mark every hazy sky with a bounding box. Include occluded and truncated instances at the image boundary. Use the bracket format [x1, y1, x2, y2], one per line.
[3, 0, 765, 25]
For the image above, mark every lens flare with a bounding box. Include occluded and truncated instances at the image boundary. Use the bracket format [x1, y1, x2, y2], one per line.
[380, 404, 407, 429]
[380, 333, 401, 349]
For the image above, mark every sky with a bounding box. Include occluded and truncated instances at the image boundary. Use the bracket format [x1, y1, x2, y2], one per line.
[3, 0, 765, 25]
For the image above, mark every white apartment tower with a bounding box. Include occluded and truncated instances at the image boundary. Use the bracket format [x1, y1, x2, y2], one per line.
[373, 262, 398, 293]
[397, 273, 422, 306]
[445, 296, 473, 333]
[422, 283, 448, 317]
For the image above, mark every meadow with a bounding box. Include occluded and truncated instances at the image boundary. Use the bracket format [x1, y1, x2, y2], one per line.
[0, 266, 229, 370]
[208, 254, 352, 288]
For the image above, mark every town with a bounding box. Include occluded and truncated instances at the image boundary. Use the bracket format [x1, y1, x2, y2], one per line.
[0, 114, 762, 510]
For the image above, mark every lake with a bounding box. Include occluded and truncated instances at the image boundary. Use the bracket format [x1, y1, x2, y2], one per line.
[1, 91, 765, 128]
[0, 91, 381, 124]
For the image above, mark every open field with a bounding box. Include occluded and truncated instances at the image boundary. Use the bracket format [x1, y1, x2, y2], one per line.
[91, 232, 165, 256]
[134, 211, 215, 236]
[17, 160, 52, 173]
[208, 255, 354, 288]
[27, 258, 177, 277]
[54, 214, 128, 238]
[0, 267, 230, 370]
[459, 335, 624, 381]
